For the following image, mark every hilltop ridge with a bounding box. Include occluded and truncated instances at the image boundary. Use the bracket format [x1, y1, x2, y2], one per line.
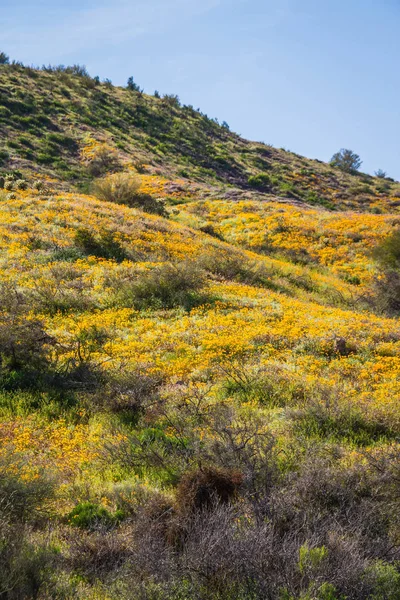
[1, 62, 399, 212]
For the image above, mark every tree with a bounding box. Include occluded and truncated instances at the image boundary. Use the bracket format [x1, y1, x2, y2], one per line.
[330, 149, 362, 173]
[375, 169, 387, 179]
[163, 94, 181, 108]
[0, 52, 9, 65]
[67, 64, 89, 77]
[127, 76, 140, 92]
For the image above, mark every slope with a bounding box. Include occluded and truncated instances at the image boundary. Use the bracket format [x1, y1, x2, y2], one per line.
[1, 60, 400, 600]
[1, 62, 400, 212]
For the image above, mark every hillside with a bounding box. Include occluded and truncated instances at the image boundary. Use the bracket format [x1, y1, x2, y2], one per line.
[1, 62, 400, 211]
[1, 61, 400, 600]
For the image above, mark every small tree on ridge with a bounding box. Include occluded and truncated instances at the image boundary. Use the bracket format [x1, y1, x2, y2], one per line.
[0, 52, 10, 65]
[330, 148, 362, 173]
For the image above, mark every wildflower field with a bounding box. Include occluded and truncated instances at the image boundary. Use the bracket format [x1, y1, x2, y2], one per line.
[0, 61, 399, 600]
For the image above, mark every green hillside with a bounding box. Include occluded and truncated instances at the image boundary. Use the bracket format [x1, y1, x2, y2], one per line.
[1, 62, 399, 211]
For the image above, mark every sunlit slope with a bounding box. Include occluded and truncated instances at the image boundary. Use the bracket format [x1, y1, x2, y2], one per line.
[1, 190, 399, 439]
[0, 190, 356, 307]
[174, 199, 398, 284]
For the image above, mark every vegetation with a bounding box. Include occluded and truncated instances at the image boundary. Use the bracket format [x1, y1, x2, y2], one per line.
[370, 229, 400, 314]
[0, 57, 399, 599]
[126, 76, 141, 92]
[0, 60, 398, 211]
[330, 148, 362, 173]
[92, 173, 166, 215]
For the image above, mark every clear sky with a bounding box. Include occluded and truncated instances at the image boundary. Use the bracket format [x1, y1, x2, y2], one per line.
[1, 0, 399, 179]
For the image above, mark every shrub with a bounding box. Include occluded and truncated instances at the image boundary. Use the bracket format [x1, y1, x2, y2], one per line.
[30, 263, 95, 315]
[375, 169, 388, 179]
[248, 173, 271, 190]
[66, 527, 131, 582]
[200, 249, 279, 290]
[98, 435, 400, 598]
[0, 529, 57, 600]
[280, 182, 298, 197]
[67, 501, 122, 530]
[364, 561, 400, 600]
[66, 64, 89, 77]
[199, 223, 224, 240]
[199, 250, 250, 281]
[131, 192, 167, 216]
[61, 325, 112, 388]
[176, 466, 243, 514]
[74, 227, 127, 262]
[92, 173, 165, 215]
[376, 182, 391, 193]
[115, 262, 207, 311]
[0, 150, 9, 166]
[0, 467, 57, 598]
[372, 229, 400, 270]
[330, 149, 362, 173]
[127, 76, 141, 92]
[16, 178, 27, 190]
[163, 94, 181, 108]
[371, 269, 400, 314]
[0, 52, 9, 65]
[86, 145, 121, 177]
[98, 369, 163, 418]
[32, 180, 44, 191]
[371, 229, 400, 314]
[0, 287, 53, 385]
[0, 465, 54, 522]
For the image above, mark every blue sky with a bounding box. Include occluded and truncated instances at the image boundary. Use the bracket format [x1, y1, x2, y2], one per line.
[1, 0, 399, 179]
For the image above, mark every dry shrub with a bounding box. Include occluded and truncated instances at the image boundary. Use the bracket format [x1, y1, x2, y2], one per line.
[93, 369, 164, 418]
[87, 146, 121, 177]
[134, 491, 178, 549]
[371, 269, 400, 315]
[369, 228, 400, 314]
[199, 248, 254, 281]
[0, 466, 57, 599]
[66, 525, 132, 582]
[0, 465, 54, 523]
[176, 466, 243, 515]
[92, 173, 166, 215]
[104, 447, 400, 599]
[92, 172, 141, 204]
